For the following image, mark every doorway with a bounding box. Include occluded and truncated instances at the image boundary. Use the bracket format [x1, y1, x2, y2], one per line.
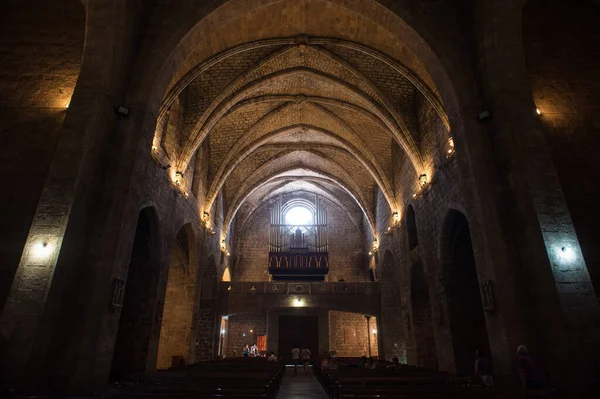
[111, 208, 159, 380]
[278, 315, 318, 363]
[442, 210, 491, 375]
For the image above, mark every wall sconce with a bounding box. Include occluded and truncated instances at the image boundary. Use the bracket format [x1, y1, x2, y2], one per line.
[221, 239, 227, 252]
[419, 174, 428, 188]
[209, 229, 216, 235]
[372, 238, 379, 253]
[372, 329, 377, 334]
[173, 171, 184, 187]
[536, 108, 541, 116]
[559, 246, 575, 262]
[447, 137, 455, 155]
[368, 251, 373, 256]
[412, 193, 417, 200]
[393, 211, 400, 225]
[226, 252, 230, 257]
[32, 241, 52, 260]
[293, 298, 304, 307]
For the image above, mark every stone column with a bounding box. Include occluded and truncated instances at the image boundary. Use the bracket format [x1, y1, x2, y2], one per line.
[0, 0, 147, 391]
[474, 0, 600, 390]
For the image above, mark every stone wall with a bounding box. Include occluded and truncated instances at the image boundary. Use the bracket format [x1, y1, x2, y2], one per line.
[225, 312, 268, 357]
[234, 193, 366, 282]
[0, 0, 85, 311]
[329, 311, 378, 358]
[523, 0, 600, 296]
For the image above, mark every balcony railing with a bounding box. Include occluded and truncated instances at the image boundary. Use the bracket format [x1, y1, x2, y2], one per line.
[219, 281, 379, 296]
[268, 251, 329, 280]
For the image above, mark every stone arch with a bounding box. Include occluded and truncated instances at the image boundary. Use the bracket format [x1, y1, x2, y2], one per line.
[406, 205, 419, 250]
[223, 162, 376, 235]
[157, 223, 197, 369]
[111, 206, 161, 380]
[522, 0, 600, 297]
[440, 209, 490, 375]
[410, 261, 438, 369]
[205, 120, 396, 213]
[237, 182, 364, 234]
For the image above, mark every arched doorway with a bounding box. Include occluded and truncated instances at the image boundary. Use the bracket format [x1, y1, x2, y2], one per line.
[410, 262, 438, 369]
[441, 210, 490, 375]
[156, 224, 197, 369]
[111, 207, 160, 380]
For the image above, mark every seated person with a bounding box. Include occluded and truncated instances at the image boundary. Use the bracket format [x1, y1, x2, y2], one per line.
[387, 357, 400, 370]
[358, 356, 368, 370]
[329, 357, 339, 371]
[365, 357, 377, 370]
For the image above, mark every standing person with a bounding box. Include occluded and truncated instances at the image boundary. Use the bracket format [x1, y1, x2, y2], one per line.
[474, 350, 494, 387]
[243, 344, 249, 357]
[517, 345, 542, 390]
[292, 344, 301, 374]
[301, 344, 312, 374]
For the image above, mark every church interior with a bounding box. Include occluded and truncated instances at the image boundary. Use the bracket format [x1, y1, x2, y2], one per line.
[1, 0, 600, 397]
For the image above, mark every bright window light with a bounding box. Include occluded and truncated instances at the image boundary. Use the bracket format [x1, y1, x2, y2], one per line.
[285, 206, 313, 225]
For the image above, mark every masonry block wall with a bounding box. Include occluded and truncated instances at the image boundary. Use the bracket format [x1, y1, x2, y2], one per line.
[157, 234, 196, 369]
[234, 193, 366, 282]
[0, 0, 85, 311]
[329, 311, 378, 358]
[225, 312, 267, 357]
[523, 0, 600, 296]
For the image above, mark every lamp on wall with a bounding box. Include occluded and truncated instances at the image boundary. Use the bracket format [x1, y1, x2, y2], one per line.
[419, 174, 428, 188]
[372, 238, 379, 253]
[173, 171, 184, 187]
[447, 137, 455, 156]
[32, 241, 52, 260]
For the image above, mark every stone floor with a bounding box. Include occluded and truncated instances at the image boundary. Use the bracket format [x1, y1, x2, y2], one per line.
[276, 366, 329, 399]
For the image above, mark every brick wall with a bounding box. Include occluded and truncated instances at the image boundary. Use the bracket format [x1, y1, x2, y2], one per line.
[329, 311, 378, 358]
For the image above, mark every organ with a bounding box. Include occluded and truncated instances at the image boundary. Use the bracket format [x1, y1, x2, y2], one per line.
[268, 195, 329, 281]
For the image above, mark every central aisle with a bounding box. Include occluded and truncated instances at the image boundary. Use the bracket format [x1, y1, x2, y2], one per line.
[276, 367, 329, 399]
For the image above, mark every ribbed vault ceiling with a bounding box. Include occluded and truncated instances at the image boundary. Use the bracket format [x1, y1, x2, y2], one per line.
[153, 36, 449, 236]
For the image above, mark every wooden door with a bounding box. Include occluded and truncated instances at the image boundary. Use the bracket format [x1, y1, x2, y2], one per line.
[278, 315, 318, 363]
